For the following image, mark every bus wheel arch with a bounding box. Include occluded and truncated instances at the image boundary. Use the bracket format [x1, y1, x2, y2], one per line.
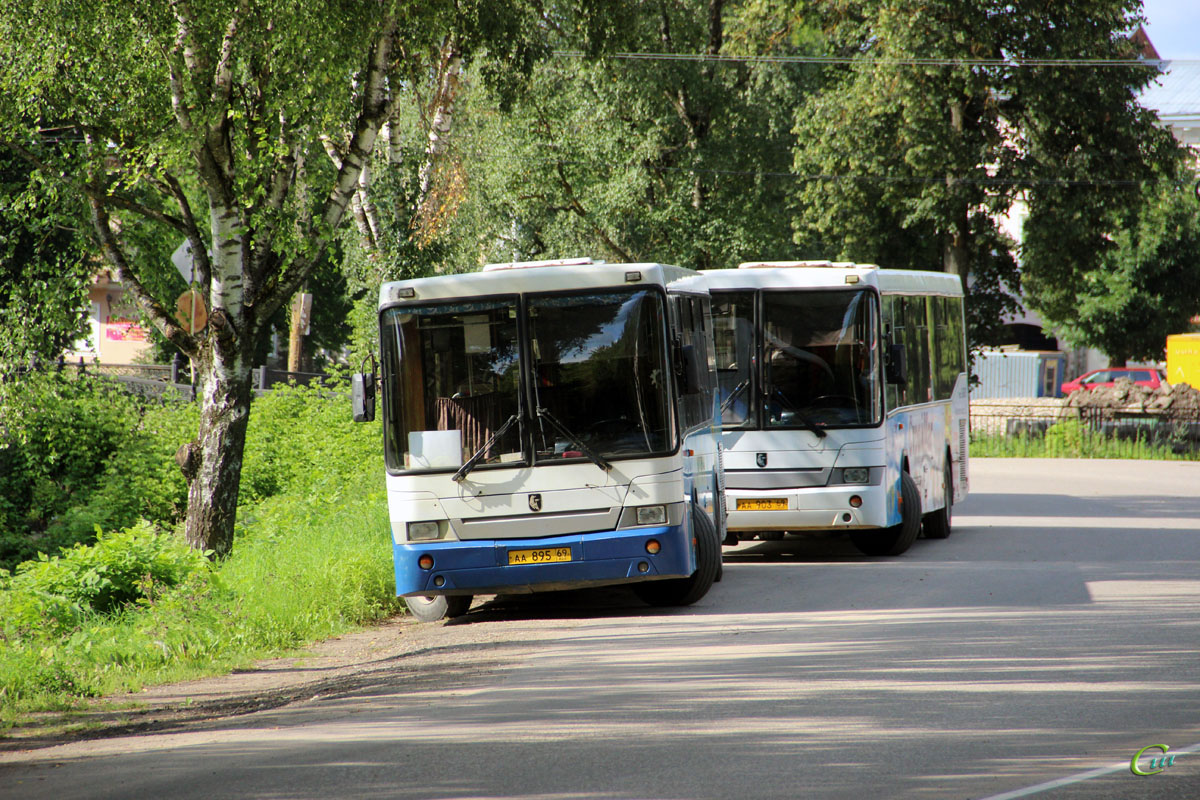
[851, 470, 921, 556]
[923, 450, 953, 539]
[634, 504, 720, 606]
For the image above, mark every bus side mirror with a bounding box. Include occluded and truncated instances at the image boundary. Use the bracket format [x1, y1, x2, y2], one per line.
[352, 372, 376, 422]
[678, 344, 704, 396]
[886, 344, 908, 386]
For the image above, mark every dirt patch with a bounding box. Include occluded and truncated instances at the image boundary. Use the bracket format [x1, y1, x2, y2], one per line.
[1064, 379, 1200, 414]
[0, 614, 478, 753]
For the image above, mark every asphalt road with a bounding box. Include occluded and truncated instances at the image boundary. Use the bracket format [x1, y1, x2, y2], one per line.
[4, 457, 1200, 800]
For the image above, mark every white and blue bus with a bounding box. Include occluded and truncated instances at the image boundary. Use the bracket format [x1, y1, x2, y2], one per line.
[353, 259, 725, 620]
[703, 261, 968, 556]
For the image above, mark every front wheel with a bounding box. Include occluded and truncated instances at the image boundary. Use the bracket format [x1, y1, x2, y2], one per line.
[851, 471, 921, 556]
[405, 594, 473, 623]
[634, 505, 720, 607]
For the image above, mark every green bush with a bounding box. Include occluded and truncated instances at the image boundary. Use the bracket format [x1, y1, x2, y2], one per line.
[970, 417, 1200, 460]
[0, 373, 194, 570]
[1, 521, 210, 633]
[0, 382, 394, 717]
[240, 377, 380, 502]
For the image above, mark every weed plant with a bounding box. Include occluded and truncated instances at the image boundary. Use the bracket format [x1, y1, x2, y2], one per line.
[971, 418, 1200, 460]
[0, 379, 398, 722]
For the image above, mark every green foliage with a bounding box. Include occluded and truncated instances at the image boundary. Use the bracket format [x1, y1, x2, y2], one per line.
[1038, 177, 1200, 364]
[970, 417, 1200, 460]
[0, 373, 193, 570]
[391, 0, 819, 276]
[790, 0, 1183, 351]
[240, 376, 381, 503]
[1, 522, 211, 631]
[0, 150, 94, 371]
[0, 387, 394, 716]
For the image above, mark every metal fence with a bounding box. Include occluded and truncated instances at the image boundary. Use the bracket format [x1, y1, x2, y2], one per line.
[970, 399, 1200, 458]
[6, 356, 331, 401]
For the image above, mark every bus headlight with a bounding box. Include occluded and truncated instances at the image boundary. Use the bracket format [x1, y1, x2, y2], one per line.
[407, 521, 442, 541]
[841, 467, 870, 484]
[635, 505, 668, 525]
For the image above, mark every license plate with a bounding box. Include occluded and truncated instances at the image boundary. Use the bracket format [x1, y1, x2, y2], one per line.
[508, 547, 573, 565]
[737, 498, 788, 511]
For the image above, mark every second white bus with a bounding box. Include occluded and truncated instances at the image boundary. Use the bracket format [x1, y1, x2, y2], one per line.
[703, 261, 968, 556]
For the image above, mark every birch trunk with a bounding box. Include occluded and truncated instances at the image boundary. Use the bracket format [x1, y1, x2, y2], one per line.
[183, 341, 254, 556]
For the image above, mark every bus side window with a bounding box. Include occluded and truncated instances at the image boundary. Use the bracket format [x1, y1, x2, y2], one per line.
[883, 296, 901, 410]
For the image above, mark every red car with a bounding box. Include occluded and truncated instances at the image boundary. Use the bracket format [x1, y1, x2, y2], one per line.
[1060, 367, 1165, 394]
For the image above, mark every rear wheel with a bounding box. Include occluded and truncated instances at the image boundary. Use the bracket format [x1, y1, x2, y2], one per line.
[634, 504, 720, 607]
[851, 471, 921, 556]
[923, 461, 953, 539]
[405, 594, 473, 623]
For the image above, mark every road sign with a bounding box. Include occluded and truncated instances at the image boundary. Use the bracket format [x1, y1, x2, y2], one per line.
[175, 288, 208, 334]
[171, 241, 196, 285]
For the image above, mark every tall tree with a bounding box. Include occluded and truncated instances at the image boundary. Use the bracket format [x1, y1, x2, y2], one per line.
[790, 0, 1182, 347]
[0, 0, 541, 555]
[1051, 177, 1200, 365]
[452, 0, 823, 269]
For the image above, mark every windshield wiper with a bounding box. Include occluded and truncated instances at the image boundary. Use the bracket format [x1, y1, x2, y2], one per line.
[536, 406, 612, 471]
[452, 413, 521, 483]
[770, 389, 827, 438]
[720, 379, 749, 413]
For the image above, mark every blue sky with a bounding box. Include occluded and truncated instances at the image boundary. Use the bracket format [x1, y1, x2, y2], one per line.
[1141, 0, 1200, 59]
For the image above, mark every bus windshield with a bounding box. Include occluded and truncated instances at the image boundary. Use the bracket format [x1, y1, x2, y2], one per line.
[380, 289, 674, 474]
[528, 289, 672, 460]
[381, 299, 523, 473]
[762, 289, 880, 428]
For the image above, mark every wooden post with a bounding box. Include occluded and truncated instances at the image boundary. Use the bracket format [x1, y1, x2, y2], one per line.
[287, 292, 313, 374]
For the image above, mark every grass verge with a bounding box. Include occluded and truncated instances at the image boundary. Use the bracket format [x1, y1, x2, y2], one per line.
[971, 417, 1200, 460]
[0, 385, 401, 728]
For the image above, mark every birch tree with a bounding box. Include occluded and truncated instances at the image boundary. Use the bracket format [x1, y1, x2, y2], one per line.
[0, 0, 535, 555]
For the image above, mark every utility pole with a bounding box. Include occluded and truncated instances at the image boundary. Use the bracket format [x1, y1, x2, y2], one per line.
[288, 291, 313, 374]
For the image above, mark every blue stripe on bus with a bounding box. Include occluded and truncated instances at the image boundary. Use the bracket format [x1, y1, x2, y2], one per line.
[393, 524, 695, 596]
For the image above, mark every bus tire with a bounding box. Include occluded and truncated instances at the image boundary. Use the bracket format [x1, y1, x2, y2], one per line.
[923, 461, 953, 539]
[851, 471, 921, 556]
[634, 505, 720, 607]
[405, 594, 473, 623]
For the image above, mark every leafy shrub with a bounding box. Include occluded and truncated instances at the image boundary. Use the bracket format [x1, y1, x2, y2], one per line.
[1044, 418, 1085, 457]
[240, 377, 380, 504]
[0, 375, 394, 714]
[1, 521, 210, 635]
[0, 373, 136, 558]
[44, 400, 195, 550]
[0, 373, 193, 570]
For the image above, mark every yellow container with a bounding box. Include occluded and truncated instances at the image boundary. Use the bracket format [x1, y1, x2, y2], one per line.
[1166, 333, 1200, 389]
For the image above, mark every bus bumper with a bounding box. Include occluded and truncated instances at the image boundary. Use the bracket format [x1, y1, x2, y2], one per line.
[724, 485, 893, 532]
[394, 524, 695, 596]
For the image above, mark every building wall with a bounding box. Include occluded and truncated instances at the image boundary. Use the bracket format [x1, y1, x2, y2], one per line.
[65, 271, 153, 364]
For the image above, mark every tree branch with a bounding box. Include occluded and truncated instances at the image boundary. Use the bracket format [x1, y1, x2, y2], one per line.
[554, 162, 634, 263]
[259, 19, 399, 319]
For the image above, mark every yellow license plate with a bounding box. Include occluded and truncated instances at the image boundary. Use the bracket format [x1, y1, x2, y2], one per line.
[508, 547, 573, 565]
[737, 498, 788, 511]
